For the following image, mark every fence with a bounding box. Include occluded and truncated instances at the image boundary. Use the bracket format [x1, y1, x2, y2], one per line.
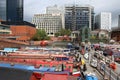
[96, 56, 120, 80]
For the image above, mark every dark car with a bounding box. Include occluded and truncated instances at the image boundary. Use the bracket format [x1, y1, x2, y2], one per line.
[103, 49, 113, 56]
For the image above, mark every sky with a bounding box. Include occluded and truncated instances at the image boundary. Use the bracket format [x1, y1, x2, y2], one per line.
[24, 0, 120, 27]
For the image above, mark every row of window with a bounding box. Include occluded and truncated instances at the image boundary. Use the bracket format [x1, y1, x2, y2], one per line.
[66, 12, 89, 16]
[39, 64, 72, 69]
[65, 16, 89, 19]
[33, 22, 61, 25]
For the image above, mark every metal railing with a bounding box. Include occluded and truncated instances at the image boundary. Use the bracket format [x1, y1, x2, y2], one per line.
[96, 57, 120, 80]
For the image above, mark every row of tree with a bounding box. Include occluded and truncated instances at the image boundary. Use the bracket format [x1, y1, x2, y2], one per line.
[31, 29, 71, 41]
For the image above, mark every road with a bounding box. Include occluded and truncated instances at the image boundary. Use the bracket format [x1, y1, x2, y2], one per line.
[115, 62, 120, 74]
[78, 52, 103, 80]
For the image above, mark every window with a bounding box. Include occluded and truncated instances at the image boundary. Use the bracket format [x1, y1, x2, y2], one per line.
[85, 28, 88, 38]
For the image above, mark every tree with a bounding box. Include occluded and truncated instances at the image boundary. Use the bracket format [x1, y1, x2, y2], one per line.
[31, 29, 50, 41]
[90, 35, 96, 39]
[55, 29, 71, 37]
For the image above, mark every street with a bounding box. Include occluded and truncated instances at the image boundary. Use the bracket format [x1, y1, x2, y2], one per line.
[78, 51, 103, 80]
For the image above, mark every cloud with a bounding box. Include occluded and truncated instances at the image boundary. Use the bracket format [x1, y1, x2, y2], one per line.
[24, 0, 120, 27]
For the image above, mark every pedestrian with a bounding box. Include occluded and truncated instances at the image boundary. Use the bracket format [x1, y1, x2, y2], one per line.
[81, 71, 85, 79]
[83, 64, 87, 72]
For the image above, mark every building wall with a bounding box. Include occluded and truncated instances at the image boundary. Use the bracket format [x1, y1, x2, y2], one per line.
[95, 12, 111, 31]
[0, 24, 11, 34]
[10, 25, 36, 41]
[0, 38, 28, 49]
[95, 15, 101, 30]
[46, 5, 62, 14]
[111, 31, 120, 41]
[46, 5, 65, 29]
[65, 4, 94, 31]
[32, 14, 62, 36]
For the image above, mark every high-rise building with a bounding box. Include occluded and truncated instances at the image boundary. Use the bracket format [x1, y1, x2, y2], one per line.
[0, 0, 23, 22]
[95, 12, 111, 31]
[46, 5, 62, 14]
[32, 14, 62, 36]
[118, 15, 120, 27]
[65, 4, 94, 31]
[46, 5, 65, 29]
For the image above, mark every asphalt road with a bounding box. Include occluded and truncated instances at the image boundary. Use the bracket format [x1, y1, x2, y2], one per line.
[115, 62, 120, 74]
[78, 52, 103, 80]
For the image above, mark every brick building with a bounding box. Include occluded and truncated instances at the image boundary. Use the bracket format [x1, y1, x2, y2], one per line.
[10, 25, 36, 41]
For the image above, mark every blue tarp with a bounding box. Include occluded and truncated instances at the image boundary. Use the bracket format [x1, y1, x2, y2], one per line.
[86, 75, 98, 80]
[67, 43, 73, 49]
[4, 48, 18, 52]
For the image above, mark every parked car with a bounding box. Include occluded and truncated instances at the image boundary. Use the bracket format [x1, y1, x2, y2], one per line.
[103, 49, 113, 56]
[90, 59, 97, 68]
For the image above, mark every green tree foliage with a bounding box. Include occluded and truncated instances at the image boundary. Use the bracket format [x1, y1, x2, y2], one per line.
[90, 35, 96, 39]
[31, 29, 50, 41]
[55, 29, 71, 37]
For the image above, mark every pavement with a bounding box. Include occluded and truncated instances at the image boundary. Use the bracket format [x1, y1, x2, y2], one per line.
[78, 52, 104, 80]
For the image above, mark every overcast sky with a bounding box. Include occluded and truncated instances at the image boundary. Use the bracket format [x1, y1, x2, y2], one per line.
[24, 0, 120, 27]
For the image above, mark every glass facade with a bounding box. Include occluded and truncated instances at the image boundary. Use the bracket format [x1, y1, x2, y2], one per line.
[65, 5, 94, 31]
[0, 0, 23, 22]
[0, 0, 7, 20]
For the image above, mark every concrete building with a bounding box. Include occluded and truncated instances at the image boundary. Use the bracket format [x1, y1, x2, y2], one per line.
[46, 5, 65, 29]
[0, 0, 23, 22]
[65, 4, 94, 31]
[32, 14, 62, 36]
[118, 15, 120, 27]
[95, 12, 111, 31]
[46, 5, 62, 14]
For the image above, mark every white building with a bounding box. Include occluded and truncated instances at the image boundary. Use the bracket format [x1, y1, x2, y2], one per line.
[46, 5, 65, 29]
[95, 12, 111, 31]
[32, 5, 65, 36]
[32, 14, 62, 36]
[46, 5, 62, 14]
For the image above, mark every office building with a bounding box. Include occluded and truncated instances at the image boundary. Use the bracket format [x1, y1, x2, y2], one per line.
[0, 0, 23, 22]
[95, 12, 111, 31]
[65, 4, 94, 31]
[46, 5, 65, 29]
[46, 5, 62, 14]
[32, 14, 62, 36]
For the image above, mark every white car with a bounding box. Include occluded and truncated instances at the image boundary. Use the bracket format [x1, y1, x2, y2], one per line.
[90, 59, 97, 68]
[84, 52, 89, 59]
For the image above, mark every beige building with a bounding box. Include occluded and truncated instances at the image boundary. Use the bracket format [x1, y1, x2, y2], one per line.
[91, 29, 109, 39]
[32, 14, 62, 36]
